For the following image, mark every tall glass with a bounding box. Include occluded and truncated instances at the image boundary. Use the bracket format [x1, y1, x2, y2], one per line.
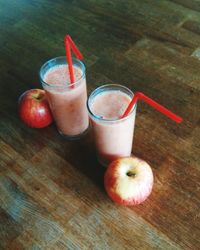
[40, 56, 89, 139]
[87, 84, 137, 166]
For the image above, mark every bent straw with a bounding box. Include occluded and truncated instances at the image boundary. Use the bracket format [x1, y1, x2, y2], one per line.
[66, 35, 83, 60]
[121, 92, 183, 123]
[64, 35, 84, 86]
[64, 36, 74, 84]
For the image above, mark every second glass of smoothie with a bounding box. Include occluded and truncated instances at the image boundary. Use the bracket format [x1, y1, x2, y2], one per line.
[87, 84, 137, 166]
[40, 56, 89, 139]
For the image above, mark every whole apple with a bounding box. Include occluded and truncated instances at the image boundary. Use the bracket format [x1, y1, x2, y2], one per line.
[104, 157, 154, 206]
[18, 89, 53, 128]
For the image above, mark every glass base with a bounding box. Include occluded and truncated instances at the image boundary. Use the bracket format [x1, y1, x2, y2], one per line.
[58, 126, 89, 140]
[97, 153, 132, 167]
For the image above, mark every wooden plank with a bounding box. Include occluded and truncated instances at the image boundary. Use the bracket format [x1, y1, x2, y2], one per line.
[183, 19, 200, 34]
[0, 174, 67, 248]
[58, 205, 180, 250]
[0, 208, 23, 249]
[0, 0, 200, 249]
[169, 0, 200, 12]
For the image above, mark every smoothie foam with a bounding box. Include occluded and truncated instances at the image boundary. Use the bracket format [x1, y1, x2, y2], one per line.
[44, 64, 82, 86]
[90, 90, 131, 120]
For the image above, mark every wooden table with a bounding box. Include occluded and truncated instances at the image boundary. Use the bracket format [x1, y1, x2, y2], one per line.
[0, 1, 200, 249]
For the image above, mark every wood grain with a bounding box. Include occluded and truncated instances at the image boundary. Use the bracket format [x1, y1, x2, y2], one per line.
[0, 0, 200, 249]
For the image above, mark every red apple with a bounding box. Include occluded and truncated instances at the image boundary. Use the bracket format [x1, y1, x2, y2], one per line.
[104, 157, 154, 206]
[18, 89, 53, 128]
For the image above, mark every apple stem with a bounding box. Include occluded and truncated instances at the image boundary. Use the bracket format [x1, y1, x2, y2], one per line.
[33, 93, 43, 100]
[127, 171, 136, 177]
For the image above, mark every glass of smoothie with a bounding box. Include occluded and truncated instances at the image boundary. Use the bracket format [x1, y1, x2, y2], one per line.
[39, 56, 89, 139]
[87, 84, 137, 166]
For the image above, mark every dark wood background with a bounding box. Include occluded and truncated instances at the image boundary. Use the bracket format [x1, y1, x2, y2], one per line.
[0, 0, 200, 249]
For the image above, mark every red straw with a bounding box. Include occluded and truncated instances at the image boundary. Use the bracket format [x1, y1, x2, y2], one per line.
[64, 35, 84, 86]
[65, 38, 74, 84]
[66, 35, 83, 60]
[121, 92, 183, 123]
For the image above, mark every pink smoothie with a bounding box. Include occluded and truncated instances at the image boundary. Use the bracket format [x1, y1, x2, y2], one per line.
[89, 89, 136, 165]
[43, 64, 89, 137]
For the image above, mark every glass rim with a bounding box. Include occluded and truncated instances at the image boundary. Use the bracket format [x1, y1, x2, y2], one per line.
[39, 56, 86, 89]
[87, 84, 137, 123]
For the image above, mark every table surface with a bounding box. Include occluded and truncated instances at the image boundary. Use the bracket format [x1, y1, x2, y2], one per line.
[0, 0, 200, 249]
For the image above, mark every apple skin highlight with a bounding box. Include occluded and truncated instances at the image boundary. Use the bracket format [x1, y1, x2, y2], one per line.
[18, 89, 53, 128]
[104, 157, 154, 206]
